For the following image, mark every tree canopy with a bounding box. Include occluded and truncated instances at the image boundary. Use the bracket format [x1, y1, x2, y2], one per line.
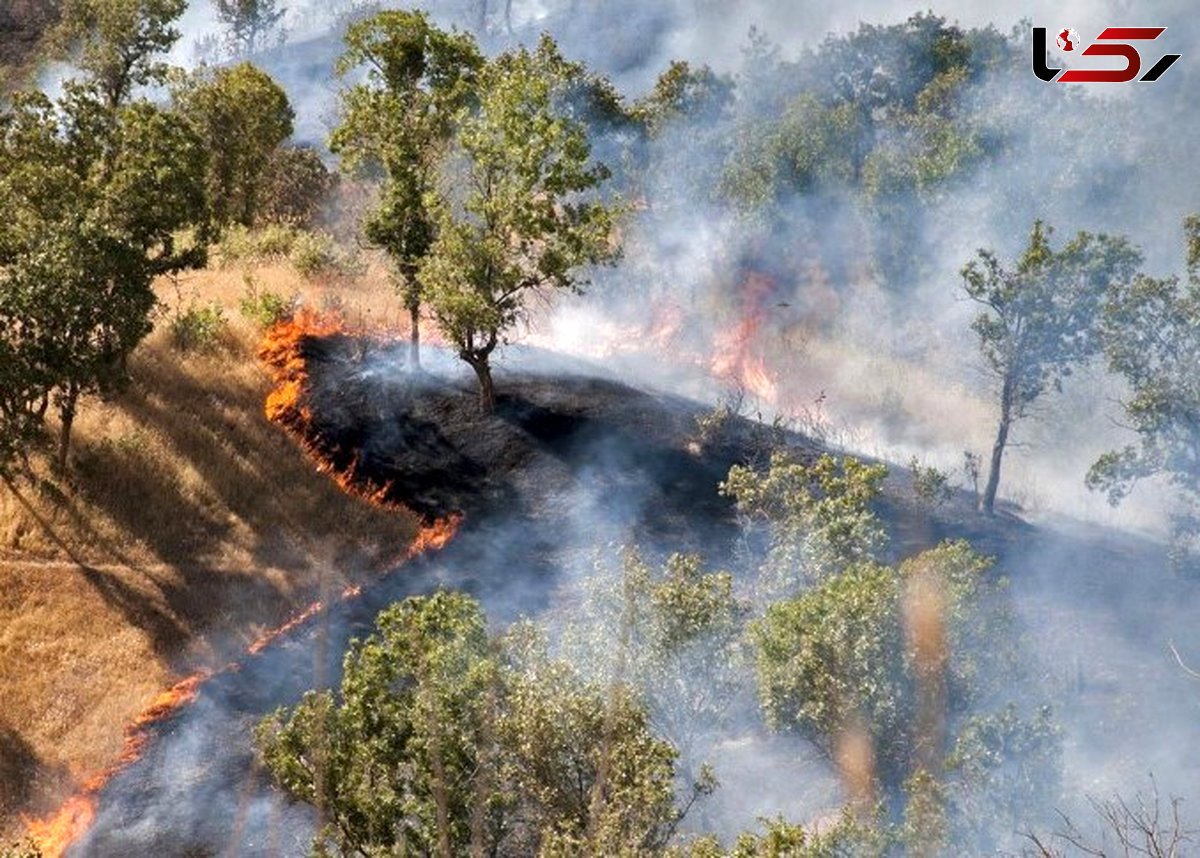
[961, 221, 1141, 514]
[1089, 217, 1200, 574]
[257, 591, 696, 857]
[331, 9, 483, 369]
[419, 35, 620, 411]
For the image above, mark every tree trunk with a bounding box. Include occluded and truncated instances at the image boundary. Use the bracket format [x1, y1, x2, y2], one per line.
[468, 356, 496, 414]
[56, 386, 78, 473]
[409, 302, 421, 370]
[981, 385, 1012, 515]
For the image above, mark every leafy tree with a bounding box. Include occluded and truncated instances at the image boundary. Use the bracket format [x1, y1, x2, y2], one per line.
[752, 541, 1011, 789]
[562, 549, 749, 779]
[420, 35, 620, 411]
[257, 144, 332, 228]
[721, 452, 888, 594]
[214, 0, 287, 56]
[1089, 217, 1200, 574]
[330, 10, 483, 369]
[500, 627, 689, 856]
[635, 60, 733, 138]
[945, 704, 1061, 850]
[52, 0, 187, 108]
[683, 810, 890, 857]
[257, 592, 698, 856]
[0, 88, 207, 469]
[961, 221, 1141, 514]
[173, 62, 295, 227]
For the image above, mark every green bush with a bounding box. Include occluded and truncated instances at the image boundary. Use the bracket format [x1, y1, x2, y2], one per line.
[169, 302, 227, 352]
[237, 277, 293, 329]
[910, 456, 952, 509]
[217, 224, 359, 279]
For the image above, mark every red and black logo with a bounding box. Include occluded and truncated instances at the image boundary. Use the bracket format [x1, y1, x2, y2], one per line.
[1033, 26, 1181, 82]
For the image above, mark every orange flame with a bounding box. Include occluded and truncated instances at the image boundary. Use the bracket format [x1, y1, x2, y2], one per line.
[710, 273, 780, 404]
[711, 315, 778, 404]
[26, 310, 462, 857]
[24, 515, 459, 857]
[22, 673, 208, 858]
[258, 309, 417, 510]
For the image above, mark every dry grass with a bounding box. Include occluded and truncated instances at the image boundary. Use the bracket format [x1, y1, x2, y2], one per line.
[0, 259, 420, 834]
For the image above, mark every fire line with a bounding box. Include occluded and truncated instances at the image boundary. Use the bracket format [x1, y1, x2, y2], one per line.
[25, 312, 461, 858]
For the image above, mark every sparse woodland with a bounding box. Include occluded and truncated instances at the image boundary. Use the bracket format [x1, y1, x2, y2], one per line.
[1, 2, 1198, 856]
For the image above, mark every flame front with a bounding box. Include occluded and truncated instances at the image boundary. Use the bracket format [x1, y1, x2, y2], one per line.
[26, 313, 461, 856]
[23, 674, 207, 858]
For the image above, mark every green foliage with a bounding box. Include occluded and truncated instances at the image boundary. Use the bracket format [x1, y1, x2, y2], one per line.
[499, 635, 686, 856]
[909, 457, 951, 510]
[214, 0, 286, 56]
[962, 220, 1141, 513]
[752, 541, 1003, 784]
[562, 549, 750, 773]
[51, 0, 186, 108]
[0, 82, 208, 468]
[173, 62, 295, 227]
[1089, 217, 1200, 574]
[684, 810, 890, 857]
[257, 144, 332, 228]
[900, 769, 948, 857]
[722, 453, 888, 592]
[419, 34, 620, 410]
[257, 591, 697, 857]
[634, 60, 733, 137]
[169, 302, 227, 352]
[237, 277, 293, 328]
[716, 14, 1002, 220]
[945, 705, 1062, 848]
[331, 9, 483, 354]
[217, 224, 358, 278]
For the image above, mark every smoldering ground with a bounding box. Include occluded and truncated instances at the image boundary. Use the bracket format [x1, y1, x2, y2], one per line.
[66, 337, 1200, 854]
[35, 0, 1200, 851]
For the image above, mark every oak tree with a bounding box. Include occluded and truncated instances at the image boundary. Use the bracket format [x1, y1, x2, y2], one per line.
[330, 10, 482, 369]
[420, 35, 619, 411]
[961, 221, 1140, 514]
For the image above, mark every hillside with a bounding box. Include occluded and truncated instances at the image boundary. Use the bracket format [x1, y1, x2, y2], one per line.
[44, 323, 1200, 855]
[0, 261, 421, 836]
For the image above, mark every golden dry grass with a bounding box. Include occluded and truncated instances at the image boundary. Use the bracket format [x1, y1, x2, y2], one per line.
[0, 258, 419, 834]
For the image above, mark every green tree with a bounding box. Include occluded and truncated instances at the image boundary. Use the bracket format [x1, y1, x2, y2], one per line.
[214, 0, 287, 56]
[257, 144, 332, 228]
[634, 60, 733, 138]
[257, 592, 697, 856]
[683, 810, 889, 858]
[173, 62, 295, 227]
[752, 541, 1005, 788]
[563, 549, 749, 779]
[420, 35, 620, 411]
[52, 0, 186, 108]
[0, 88, 207, 469]
[1089, 217, 1200, 573]
[721, 452, 888, 593]
[961, 221, 1140, 514]
[330, 9, 483, 370]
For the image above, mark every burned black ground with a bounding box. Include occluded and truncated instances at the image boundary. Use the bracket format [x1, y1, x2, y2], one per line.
[70, 339, 1200, 856]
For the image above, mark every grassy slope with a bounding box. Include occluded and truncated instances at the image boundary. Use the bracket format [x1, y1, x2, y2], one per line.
[0, 260, 419, 832]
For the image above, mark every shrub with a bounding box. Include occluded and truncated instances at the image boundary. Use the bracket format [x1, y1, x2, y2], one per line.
[237, 277, 293, 329]
[910, 456, 952, 509]
[169, 302, 227, 352]
[216, 224, 360, 279]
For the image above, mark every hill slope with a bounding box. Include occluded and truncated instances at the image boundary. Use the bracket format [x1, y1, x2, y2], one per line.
[0, 264, 420, 835]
